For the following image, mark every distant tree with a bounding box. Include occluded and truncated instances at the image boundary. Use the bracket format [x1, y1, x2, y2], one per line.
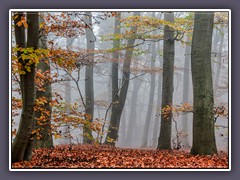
[105, 12, 140, 145]
[83, 12, 95, 143]
[157, 12, 175, 150]
[12, 12, 39, 162]
[214, 25, 224, 95]
[141, 18, 157, 147]
[191, 12, 217, 155]
[126, 62, 143, 147]
[151, 43, 163, 148]
[181, 35, 191, 148]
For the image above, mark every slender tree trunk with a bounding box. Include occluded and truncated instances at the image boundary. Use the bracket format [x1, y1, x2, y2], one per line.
[119, 106, 127, 146]
[214, 26, 224, 95]
[211, 27, 220, 74]
[181, 36, 191, 148]
[34, 14, 53, 149]
[157, 12, 175, 150]
[62, 32, 75, 145]
[151, 53, 163, 148]
[191, 12, 217, 155]
[83, 12, 95, 143]
[105, 12, 140, 145]
[105, 12, 121, 145]
[141, 41, 156, 147]
[126, 65, 143, 147]
[12, 12, 39, 163]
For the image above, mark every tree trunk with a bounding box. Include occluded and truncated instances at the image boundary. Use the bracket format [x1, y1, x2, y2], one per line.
[34, 14, 54, 149]
[105, 12, 139, 145]
[62, 34, 75, 145]
[157, 12, 175, 150]
[105, 13, 121, 145]
[126, 63, 143, 147]
[214, 26, 224, 95]
[151, 52, 163, 148]
[190, 12, 217, 155]
[12, 12, 39, 163]
[141, 41, 156, 148]
[83, 12, 95, 143]
[181, 35, 191, 148]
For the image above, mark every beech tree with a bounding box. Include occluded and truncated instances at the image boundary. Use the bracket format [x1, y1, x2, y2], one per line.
[181, 35, 191, 148]
[157, 12, 175, 150]
[191, 12, 217, 155]
[34, 14, 53, 149]
[12, 12, 39, 163]
[83, 12, 95, 143]
[105, 12, 140, 145]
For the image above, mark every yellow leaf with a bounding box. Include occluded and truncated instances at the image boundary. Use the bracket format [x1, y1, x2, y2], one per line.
[14, 15, 18, 20]
[39, 22, 45, 28]
[54, 134, 62, 139]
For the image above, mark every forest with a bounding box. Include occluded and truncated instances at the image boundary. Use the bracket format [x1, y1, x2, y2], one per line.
[11, 10, 229, 169]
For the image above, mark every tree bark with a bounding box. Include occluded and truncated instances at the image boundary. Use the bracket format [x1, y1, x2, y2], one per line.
[214, 26, 224, 95]
[105, 12, 121, 145]
[190, 12, 217, 155]
[126, 63, 143, 147]
[34, 14, 53, 149]
[12, 12, 39, 163]
[83, 12, 95, 143]
[151, 51, 163, 148]
[157, 12, 175, 150]
[181, 35, 191, 148]
[141, 41, 157, 148]
[105, 12, 140, 145]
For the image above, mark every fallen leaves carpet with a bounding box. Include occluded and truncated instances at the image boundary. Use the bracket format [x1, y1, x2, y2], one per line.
[12, 144, 228, 169]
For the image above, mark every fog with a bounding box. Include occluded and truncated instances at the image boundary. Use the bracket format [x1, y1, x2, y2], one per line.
[12, 11, 229, 152]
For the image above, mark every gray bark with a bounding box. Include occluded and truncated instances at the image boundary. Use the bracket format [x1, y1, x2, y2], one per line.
[34, 14, 53, 149]
[181, 36, 191, 148]
[191, 12, 217, 155]
[63, 30, 75, 145]
[104, 13, 121, 145]
[141, 41, 157, 147]
[83, 12, 95, 143]
[157, 12, 175, 150]
[105, 12, 140, 145]
[126, 63, 143, 147]
[214, 26, 224, 95]
[151, 52, 163, 148]
[12, 12, 39, 163]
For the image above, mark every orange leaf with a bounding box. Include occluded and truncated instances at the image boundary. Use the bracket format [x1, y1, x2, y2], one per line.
[23, 21, 28, 28]
[17, 21, 22, 27]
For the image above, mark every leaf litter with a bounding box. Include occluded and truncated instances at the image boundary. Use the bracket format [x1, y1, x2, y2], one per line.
[12, 144, 228, 169]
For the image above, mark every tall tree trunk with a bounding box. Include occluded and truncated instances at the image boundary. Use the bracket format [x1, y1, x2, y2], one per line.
[214, 25, 224, 95]
[181, 35, 191, 148]
[34, 14, 53, 149]
[62, 32, 75, 145]
[157, 12, 175, 150]
[12, 12, 39, 163]
[105, 12, 139, 146]
[105, 12, 121, 145]
[151, 52, 163, 148]
[126, 63, 143, 147]
[191, 12, 217, 155]
[83, 12, 95, 143]
[141, 41, 157, 148]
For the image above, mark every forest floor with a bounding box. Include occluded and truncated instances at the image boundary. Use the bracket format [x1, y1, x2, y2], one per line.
[12, 144, 228, 169]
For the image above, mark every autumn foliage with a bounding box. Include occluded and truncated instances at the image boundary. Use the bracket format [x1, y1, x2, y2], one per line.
[12, 145, 228, 169]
